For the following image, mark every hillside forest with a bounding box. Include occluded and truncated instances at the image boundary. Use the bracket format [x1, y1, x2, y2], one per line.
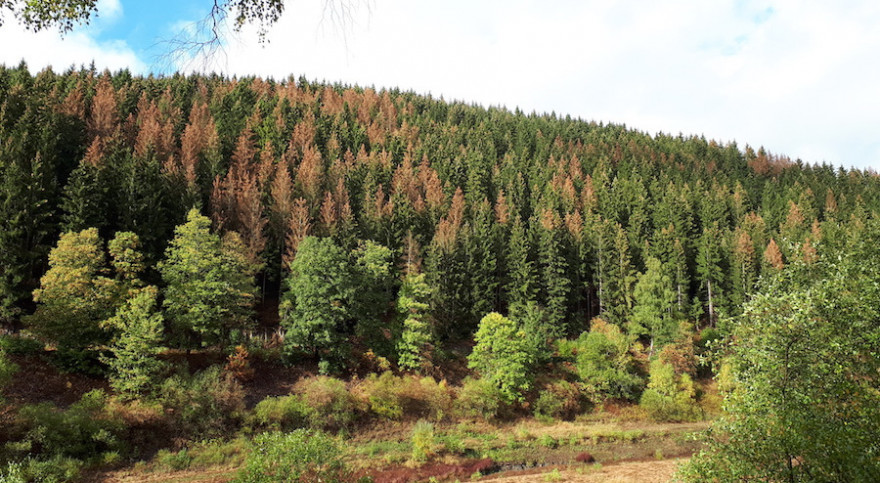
[0, 63, 878, 482]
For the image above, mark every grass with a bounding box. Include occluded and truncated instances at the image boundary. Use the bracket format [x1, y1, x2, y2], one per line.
[91, 416, 708, 482]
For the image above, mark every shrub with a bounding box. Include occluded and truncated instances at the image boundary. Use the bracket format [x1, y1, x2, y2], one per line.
[295, 376, 359, 430]
[639, 359, 700, 422]
[359, 372, 451, 421]
[411, 420, 437, 463]
[538, 434, 557, 449]
[157, 366, 246, 438]
[234, 430, 347, 483]
[454, 377, 503, 420]
[0, 335, 43, 355]
[534, 380, 584, 421]
[0, 456, 83, 483]
[360, 371, 403, 419]
[13, 390, 124, 461]
[0, 349, 17, 391]
[156, 448, 193, 471]
[0, 462, 25, 483]
[226, 345, 255, 382]
[571, 319, 643, 401]
[251, 395, 312, 431]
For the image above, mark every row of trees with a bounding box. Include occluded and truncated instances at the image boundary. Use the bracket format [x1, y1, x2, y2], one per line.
[3, 63, 880, 343]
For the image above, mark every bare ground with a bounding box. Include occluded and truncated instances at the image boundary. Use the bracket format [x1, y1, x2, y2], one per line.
[485, 458, 684, 483]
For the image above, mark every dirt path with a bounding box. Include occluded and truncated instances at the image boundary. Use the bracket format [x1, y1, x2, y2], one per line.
[485, 458, 684, 483]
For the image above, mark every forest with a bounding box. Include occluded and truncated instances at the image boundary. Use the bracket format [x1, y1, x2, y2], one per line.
[0, 62, 878, 482]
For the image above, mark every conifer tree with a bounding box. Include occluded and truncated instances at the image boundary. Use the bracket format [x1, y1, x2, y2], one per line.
[536, 210, 571, 330]
[696, 223, 725, 326]
[763, 238, 784, 271]
[629, 257, 677, 354]
[0, 151, 56, 321]
[102, 286, 167, 399]
[466, 199, 499, 322]
[396, 272, 434, 373]
[505, 215, 537, 313]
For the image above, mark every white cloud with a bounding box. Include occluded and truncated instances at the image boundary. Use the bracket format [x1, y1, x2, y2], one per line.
[95, 0, 124, 24]
[0, 0, 143, 74]
[0, 26, 145, 74]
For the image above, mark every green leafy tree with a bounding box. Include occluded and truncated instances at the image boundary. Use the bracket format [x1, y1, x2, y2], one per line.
[681, 235, 880, 482]
[396, 272, 434, 372]
[26, 228, 120, 351]
[101, 286, 167, 399]
[280, 236, 355, 370]
[159, 209, 258, 349]
[467, 312, 538, 403]
[107, 231, 145, 282]
[351, 240, 397, 356]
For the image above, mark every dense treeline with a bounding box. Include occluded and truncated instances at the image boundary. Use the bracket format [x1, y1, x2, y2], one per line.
[1, 62, 880, 481]
[2, 62, 879, 338]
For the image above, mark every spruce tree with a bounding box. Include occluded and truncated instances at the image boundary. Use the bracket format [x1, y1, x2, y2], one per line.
[536, 210, 571, 330]
[505, 216, 537, 313]
[396, 272, 434, 372]
[102, 286, 167, 399]
[629, 257, 678, 354]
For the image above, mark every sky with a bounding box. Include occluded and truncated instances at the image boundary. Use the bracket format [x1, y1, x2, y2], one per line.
[0, 0, 878, 170]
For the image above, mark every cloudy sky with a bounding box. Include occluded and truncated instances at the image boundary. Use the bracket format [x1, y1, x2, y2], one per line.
[1, 0, 878, 170]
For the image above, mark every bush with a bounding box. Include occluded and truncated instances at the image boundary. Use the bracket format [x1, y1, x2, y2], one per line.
[157, 366, 246, 438]
[411, 420, 436, 463]
[0, 349, 17, 391]
[0, 335, 43, 356]
[534, 380, 584, 421]
[251, 395, 312, 431]
[295, 376, 359, 430]
[454, 377, 504, 420]
[639, 360, 700, 422]
[570, 319, 643, 401]
[359, 372, 451, 421]
[0, 456, 83, 483]
[234, 430, 348, 483]
[13, 390, 124, 462]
